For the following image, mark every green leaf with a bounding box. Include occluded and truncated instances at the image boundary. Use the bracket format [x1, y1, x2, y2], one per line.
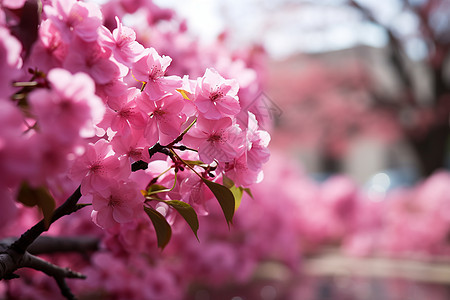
[243, 187, 254, 199]
[147, 184, 170, 195]
[17, 182, 38, 207]
[143, 206, 172, 249]
[17, 182, 56, 229]
[201, 178, 235, 226]
[165, 200, 199, 241]
[222, 175, 234, 189]
[222, 175, 244, 211]
[222, 176, 244, 210]
[230, 186, 244, 211]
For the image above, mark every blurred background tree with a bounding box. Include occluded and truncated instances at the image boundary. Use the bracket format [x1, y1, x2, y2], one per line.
[158, 0, 450, 179]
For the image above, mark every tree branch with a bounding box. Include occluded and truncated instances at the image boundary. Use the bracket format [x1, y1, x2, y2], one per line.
[21, 252, 85, 300]
[27, 236, 99, 255]
[0, 186, 85, 299]
[9, 186, 82, 254]
[1, 235, 100, 256]
[349, 0, 415, 100]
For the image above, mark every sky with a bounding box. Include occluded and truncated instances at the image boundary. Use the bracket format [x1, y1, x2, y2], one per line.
[153, 0, 425, 60]
[88, 0, 427, 60]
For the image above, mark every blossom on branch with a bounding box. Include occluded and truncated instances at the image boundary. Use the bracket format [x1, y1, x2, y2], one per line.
[193, 68, 240, 120]
[44, 0, 103, 43]
[137, 91, 187, 146]
[89, 180, 143, 229]
[99, 16, 145, 67]
[131, 47, 182, 100]
[184, 116, 245, 164]
[70, 139, 130, 195]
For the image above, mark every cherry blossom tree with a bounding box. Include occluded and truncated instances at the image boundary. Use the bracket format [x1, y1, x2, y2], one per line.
[0, 0, 271, 298]
[2, 0, 450, 299]
[349, 0, 450, 176]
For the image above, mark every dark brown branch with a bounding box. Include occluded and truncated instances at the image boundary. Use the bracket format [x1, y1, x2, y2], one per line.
[8, 0, 40, 58]
[21, 252, 85, 300]
[349, 0, 414, 96]
[349, 0, 450, 175]
[1, 186, 84, 299]
[21, 252, 86, 279]
[9, 186, 82, 254]
[1, 235, 99, 256]
[0, 234, 99, 300]
[27, 236, 99, 255]
[55, 276, 77, 300]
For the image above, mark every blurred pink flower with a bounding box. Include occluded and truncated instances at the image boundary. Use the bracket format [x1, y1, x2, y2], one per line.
[2, 0, 26, 9]
[0, 186, 18, 229]
[29, 68, 105, 143]
[30, 19, 67, 72]
[0, 27, 22, 98]
[63, 37, 122, 84]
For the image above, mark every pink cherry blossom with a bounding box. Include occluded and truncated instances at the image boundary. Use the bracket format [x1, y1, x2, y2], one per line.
[79, 252, 148, 298]
[2, 0, 26, 9]
[28, 134, 74, 184]
[63, 37, 122, 84]
[136, 92, 186, 146]
[0, 27, 22, 98]
[184, 242, 239, 286]
[70, 139, 130, 194]
[321, 176, 358, 221]
[44, 0, 103, 42]
[0, 102, 37, 187]
[178, 75, 197, 115]
[194, 68, 240, 120]
[29, 19, 67, 72]
[246, 113, 271, 171]
[0, 185, 18, 229]
[224, 153, 263, 188]
[110, 130, 149, 162]
[88, 180, 143, 229]
[29, 68, 105, 144]
[0, 100, 23, 142]
[98, 87, 146, 134]
[0, 0, 277, 297]
[180, 173, 213, 216]
[131, 47, 182, 100]
[99, 16, 145, 67]
[184, 116, 245, 164]
[95, 77, 129, 101]
[140, 265, 181, 300]
[0, 101, 29, 186]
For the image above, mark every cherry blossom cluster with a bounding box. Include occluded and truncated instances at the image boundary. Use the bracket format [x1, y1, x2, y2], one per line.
[0, 0, 271, 239]
[6, 149, 450, 299]
[1, 152, 304, 300]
